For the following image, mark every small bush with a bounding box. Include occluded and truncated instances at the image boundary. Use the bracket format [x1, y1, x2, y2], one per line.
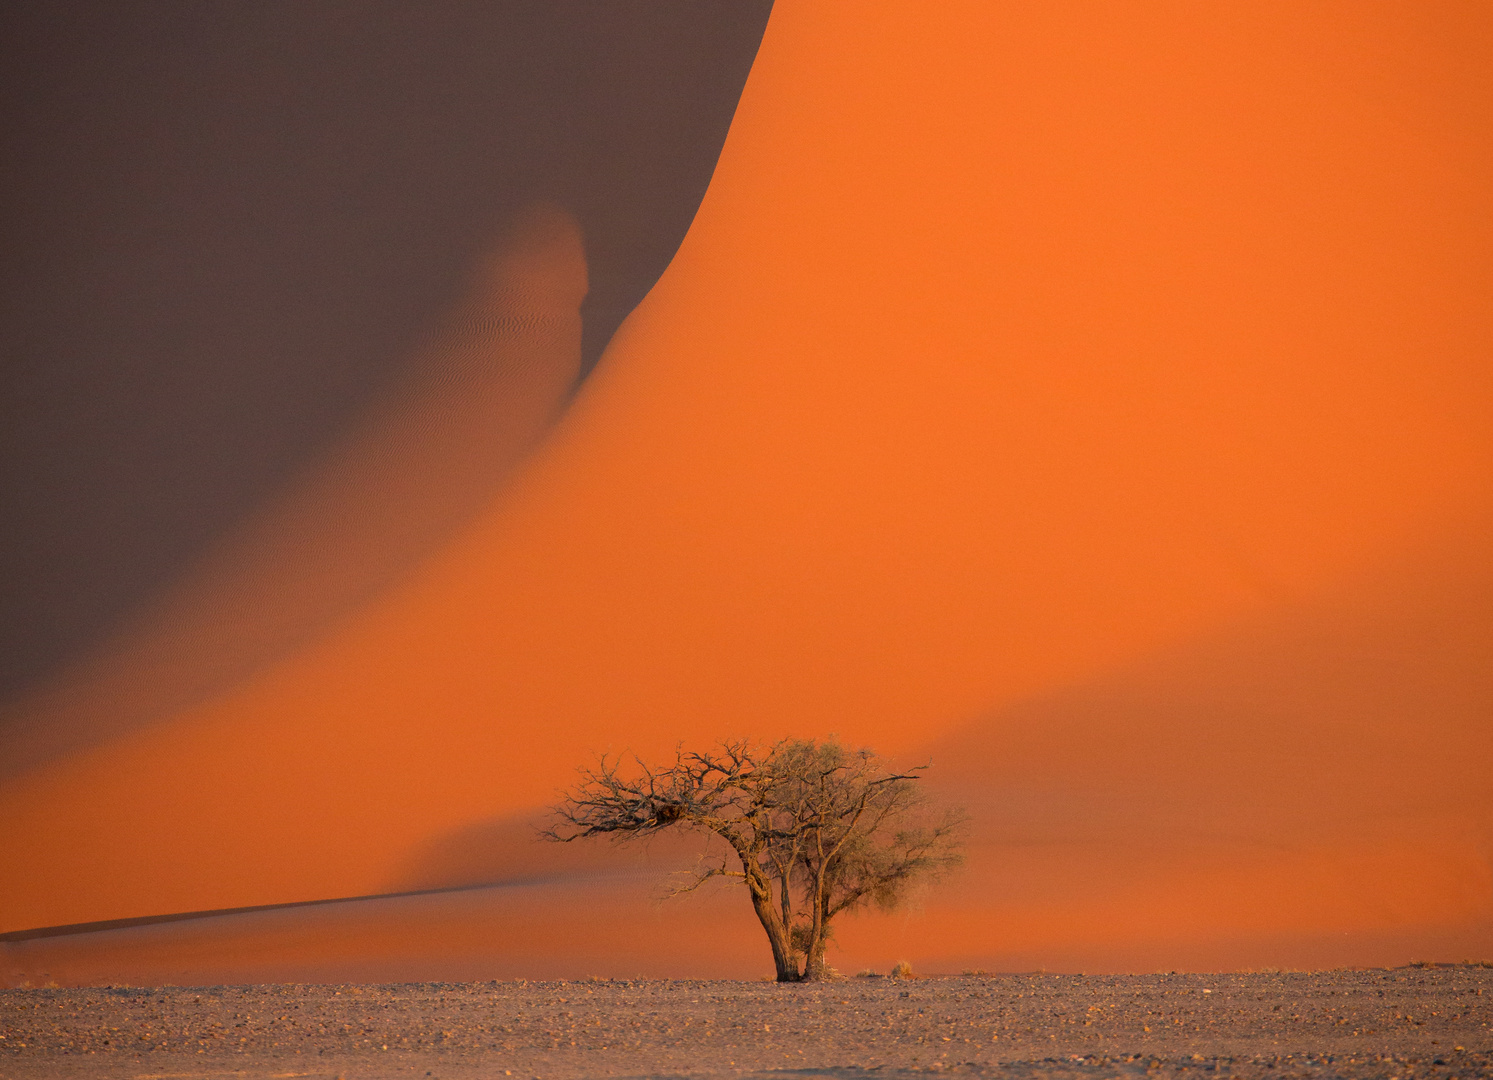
[890, 960, 915, 979]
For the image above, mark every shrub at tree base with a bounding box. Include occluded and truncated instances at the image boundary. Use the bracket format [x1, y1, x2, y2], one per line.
[544, 736, 966, 982]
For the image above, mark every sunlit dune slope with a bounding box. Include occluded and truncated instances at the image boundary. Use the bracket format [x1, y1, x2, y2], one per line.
[3, 1, 1492, 980]
[6, 530, 1489, 985]
[0, 877, 768, 989]
[878, 533, 1493, 974]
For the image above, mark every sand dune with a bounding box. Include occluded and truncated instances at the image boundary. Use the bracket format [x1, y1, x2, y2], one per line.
[0, 2, 773, 744]
[899, 533, 1493, 973]
[0, 206, 588, 780]
[8, 527, 1489, 986]
[4, 2, 1492, 985]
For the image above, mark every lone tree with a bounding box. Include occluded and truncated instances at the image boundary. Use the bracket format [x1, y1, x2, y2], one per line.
[544, 736, 965, 981]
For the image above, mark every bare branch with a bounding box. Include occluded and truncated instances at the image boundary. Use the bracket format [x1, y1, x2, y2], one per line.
[544, 735, 966, 982]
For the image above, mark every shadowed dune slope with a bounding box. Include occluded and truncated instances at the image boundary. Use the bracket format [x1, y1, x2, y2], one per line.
[0, 2, 774, 764]
[0, 204, 590, 778]
[3, 1, 1493, 983]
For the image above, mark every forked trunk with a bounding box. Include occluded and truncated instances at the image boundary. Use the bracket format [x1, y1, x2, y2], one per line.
[799, 866, 832, 980]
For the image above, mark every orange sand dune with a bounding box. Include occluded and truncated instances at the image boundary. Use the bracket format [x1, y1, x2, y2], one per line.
[3, 1, 1492, 981]
[0, 878, 767, 989]
[8, 527, 1489, 985]
[890, 532, 1493, 973]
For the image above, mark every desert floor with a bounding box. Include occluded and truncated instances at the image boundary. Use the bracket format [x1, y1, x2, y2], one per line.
[1, 968, 1489, 1079]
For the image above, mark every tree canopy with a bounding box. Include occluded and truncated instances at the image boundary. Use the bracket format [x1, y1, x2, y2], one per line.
[544, 736, 965, 981]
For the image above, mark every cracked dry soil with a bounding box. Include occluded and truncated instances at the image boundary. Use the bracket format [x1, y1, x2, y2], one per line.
[2, 968, 1489, 1079]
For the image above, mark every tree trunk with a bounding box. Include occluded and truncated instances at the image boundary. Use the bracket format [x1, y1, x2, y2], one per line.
[803, 932, 832, 980]
[742, 861, 799, 981]
[801, 893, 833, 980]
[799, 865, 831, 980]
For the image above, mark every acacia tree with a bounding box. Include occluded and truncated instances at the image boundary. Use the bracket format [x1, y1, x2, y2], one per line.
[543, 736, 965, 981]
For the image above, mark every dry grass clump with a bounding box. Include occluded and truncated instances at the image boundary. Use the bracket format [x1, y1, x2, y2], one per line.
[890, 960, 915, 979]
[1403, 960, 1493, 969]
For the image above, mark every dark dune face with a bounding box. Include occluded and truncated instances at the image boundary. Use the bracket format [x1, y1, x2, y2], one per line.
[0, 3, 773, 734]
[0, 203, 591, 777]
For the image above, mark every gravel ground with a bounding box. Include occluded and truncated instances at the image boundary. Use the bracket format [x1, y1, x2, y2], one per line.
[1, 968, 1489, 1079]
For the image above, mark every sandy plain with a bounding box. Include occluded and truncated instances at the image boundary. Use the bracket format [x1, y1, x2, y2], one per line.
[1, 968, 1489, 1080]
